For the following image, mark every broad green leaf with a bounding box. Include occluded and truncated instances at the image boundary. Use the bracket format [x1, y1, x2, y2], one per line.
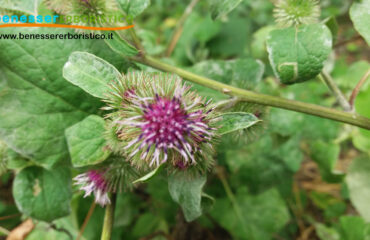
[210, 0, 243, 20]
[269, 106, 340, 141]
[222, 134, 294, 196]
[133, 164, 163, 184]
[353, 88, 370, 154]
[309, 191, 342, 211]
[334, 61, 370, 89]
[315, 223, 340, 240]
[208, 16, 252, 57]
[168, 173, 206, 222]
[231, 58, 265, 89]
[63, 52, 121, 99]
[267, 24, 332, 84]
[0, 0, 39, 15]
[346, 156, 370, 222]
[26, 215, 83, 240]
[0, 141, 7, 176]
[137, 29, 165, 56]
[324, 17, 339, 43]
[117, 0, 151, 18]
[251, 25, 276, 59]
[350, 0, 370, 45]
[310, 140, 343, 182]
[353, 133, 370, 155]
[145, 177, 178, 220]
[211, 188, 290, 240]
[187, 60, 233, 101]
[218, 112, 261, 135]
[114, 194, 138, 228]
[13, 166, 72, 222]
[324, 202, 346, 221]
[104, 32, 139, 57]
[189, 60, 234, 84]
[171, 13, 221, 64]
[6, 148, 32, 170]
[0, 27, 126, 168]
[132, 213, 167, 238]
[189, 58, 264, 90]
[65, 115, 110, 168]
[275, 135, 303, 172]
[339, 216, 370, 240]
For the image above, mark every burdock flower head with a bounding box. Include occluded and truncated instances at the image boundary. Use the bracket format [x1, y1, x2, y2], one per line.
[74, 170, 110, 206]
[45, 0, 119, 30]
[273, 0, 321, 27]
[103, 72, 219, 173]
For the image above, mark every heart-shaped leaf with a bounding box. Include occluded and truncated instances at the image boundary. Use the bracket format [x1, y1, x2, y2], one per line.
[168, 173, 206, 222]
[13, 166, 72, 222]
[267, 24, 332, 84]
[65, 115, 110, 168]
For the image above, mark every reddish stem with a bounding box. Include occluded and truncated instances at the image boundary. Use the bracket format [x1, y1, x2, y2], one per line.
[349, 70, 370, 109]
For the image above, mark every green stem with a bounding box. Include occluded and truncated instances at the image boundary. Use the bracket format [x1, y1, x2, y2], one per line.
[349, 69, 370, 109]
[131, 55, 370, 130]
[101, 193, 117, 240]
[128, 27, 145, 54]
[319, 71, 351, 111]
[165, 0, 200, 57]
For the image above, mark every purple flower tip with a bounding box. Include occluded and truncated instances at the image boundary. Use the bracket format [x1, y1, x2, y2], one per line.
[74, 170, 110, 206]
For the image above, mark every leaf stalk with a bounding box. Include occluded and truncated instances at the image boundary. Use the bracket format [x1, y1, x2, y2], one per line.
[100, 193, 117, 240]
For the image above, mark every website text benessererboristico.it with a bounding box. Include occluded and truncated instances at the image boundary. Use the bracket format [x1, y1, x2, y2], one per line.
[0, 13, 133, 40]
[0, 32, 114, 40]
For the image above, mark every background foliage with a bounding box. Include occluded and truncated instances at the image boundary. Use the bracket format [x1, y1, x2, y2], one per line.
[0, 0, 370, 239]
